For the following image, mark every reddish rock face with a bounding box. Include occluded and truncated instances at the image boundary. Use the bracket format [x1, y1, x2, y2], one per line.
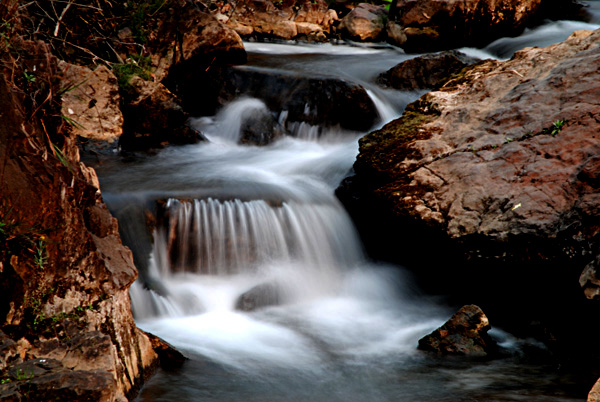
[0, 39, 157, 402]
[389, 0, 543, 51]
[338, 29, 600, 365]
[418, 305, 496, 356]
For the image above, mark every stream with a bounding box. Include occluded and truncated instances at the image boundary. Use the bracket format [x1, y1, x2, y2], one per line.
[92, 4, 600, 401]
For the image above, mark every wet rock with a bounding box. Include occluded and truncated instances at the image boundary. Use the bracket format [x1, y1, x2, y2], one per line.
[338, 30, 600, 361]
[377, 50, 479, 90]
[389, 0, 543, 51]
[338, 3, 388, 42]
[240, 109, 284, 146]
[235, 283, 282, 311]
[195, 66, 378, 131]
[143, 331, 187, 370]
[59, 62, 123, 143]
[120, 77, 202, 151]
[418, 305, 497, 356]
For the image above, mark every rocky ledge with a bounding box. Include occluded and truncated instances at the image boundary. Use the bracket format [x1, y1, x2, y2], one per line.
[338, 28, 600, 380]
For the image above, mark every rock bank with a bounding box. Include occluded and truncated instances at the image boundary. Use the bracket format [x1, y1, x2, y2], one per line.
[338, 29, 600, 363]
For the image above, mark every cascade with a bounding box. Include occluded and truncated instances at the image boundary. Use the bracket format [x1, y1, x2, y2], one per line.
[90, 5, 600, 400]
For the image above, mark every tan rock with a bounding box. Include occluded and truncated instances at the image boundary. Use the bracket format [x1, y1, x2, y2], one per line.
[339, 3, 387, 41]
[59, 62, 123, 143]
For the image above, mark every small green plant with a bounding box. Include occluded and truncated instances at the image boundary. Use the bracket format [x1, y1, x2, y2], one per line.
[504, 137, 513, 144]
[112, 54, 152, 89]
[550, 119, 565, 136]
[14, 369, 33, 381]
[33, 236, 48, 270]
[0, 21, 11, 49]
[1, 378, 11, 384]
[23, 70, 36, 83]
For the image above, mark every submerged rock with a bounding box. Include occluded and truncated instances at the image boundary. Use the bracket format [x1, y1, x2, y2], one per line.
[235, 283, 282, 311]
[418, 305, 497, 356]
[377, 50, 479, 90]
[192, 66, 378, 131]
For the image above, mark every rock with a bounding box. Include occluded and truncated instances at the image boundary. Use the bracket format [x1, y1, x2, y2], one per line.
[59, 62, 123, 143]
[377, 50, 479, 90]
[0, 331, 19, 371]
[418, 305, 497, 356]
[149, 0, 246, 83]
[389, 0, 543, 51]
[239, 108, 284, 146]
[120, 77, 202, 151]
[235, 283, 282, 311]
[224, 0, 336, 41]
[386, 21, 407, 46]
[589, 377, 600, 402]
[338, 30, 600, 358]
[0, 39, 158, 401]
[2, 358, 117, 402]
[338, 3, 388, 42]
[195, 66, 378, 131]
[143, 331, 187, 370]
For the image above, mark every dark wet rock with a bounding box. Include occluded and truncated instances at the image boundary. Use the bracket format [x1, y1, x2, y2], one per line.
[143, 331, 187, 370]
[377, 50, 479, 90]
[120, 77, 203, 151]
[235, 283, 282, 311]
[388, 0, 545, 52]
[338, 3, 388, 42]
[240, 109, 285, 146]
[338, 30, 600, 363]
[418, 305, 497, 356]
[191, 66, 378, 131]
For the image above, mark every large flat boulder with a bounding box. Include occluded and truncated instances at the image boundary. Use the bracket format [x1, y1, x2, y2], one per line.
[338, 29, 600, 362]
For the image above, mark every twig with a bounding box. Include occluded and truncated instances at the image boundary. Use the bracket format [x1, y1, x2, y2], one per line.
[54, 0, 73, 37]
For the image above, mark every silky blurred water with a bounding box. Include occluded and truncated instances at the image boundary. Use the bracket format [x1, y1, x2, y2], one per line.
[90, 7, 600, 400]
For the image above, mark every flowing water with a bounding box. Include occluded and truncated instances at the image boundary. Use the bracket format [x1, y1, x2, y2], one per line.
[93, 5, 600, 401]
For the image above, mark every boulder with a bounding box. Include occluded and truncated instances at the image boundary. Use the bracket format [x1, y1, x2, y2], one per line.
[389, 0, 543, 51]
[377, 50, 479, 90]
[418, 305, 497, 356]
[120, 77, 202, 151]
[59, 62, 123, 143]
[235, 283, 282, 311]
[338, 30, 600, 359]
[0, 39, 158, 401]
[191, 66, 378, 131]
[338, 3, 388, 42]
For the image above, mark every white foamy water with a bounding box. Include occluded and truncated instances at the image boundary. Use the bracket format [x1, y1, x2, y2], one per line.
[92, 11, 600, 398]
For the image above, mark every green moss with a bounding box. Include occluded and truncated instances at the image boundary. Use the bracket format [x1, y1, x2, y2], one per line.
[113, 54, 153, 90]
[356, 96, 440, 180]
